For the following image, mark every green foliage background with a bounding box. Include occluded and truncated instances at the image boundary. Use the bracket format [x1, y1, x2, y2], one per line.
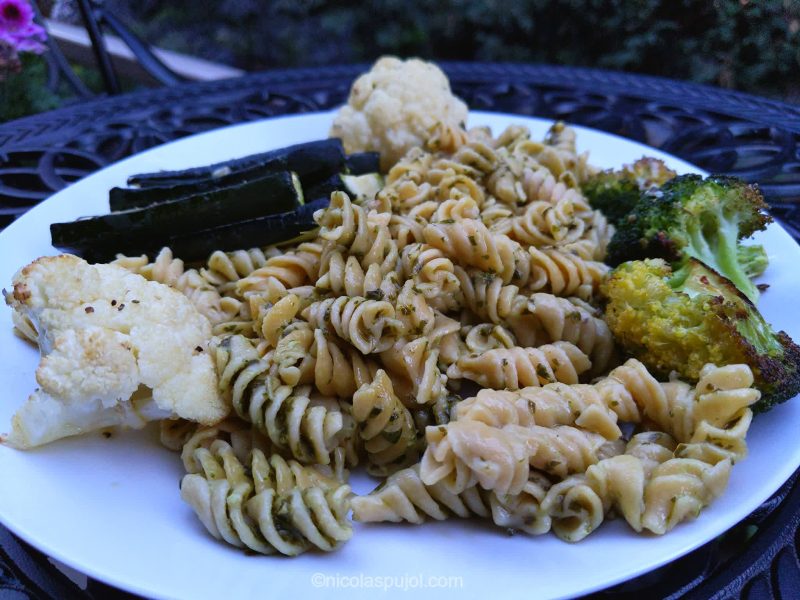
[0, 55, 61, 121]
[113, 0, 800, 102]
[4, 0, 799, 122]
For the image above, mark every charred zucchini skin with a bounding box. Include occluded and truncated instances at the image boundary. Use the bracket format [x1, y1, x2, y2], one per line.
[52, 171, 303, 260]
[65, 199, 324, 263]
[345, 152, 381, 175]
[158, 199, 325, 261]
[110, 163, 281, 212]
[304, 173, 344, 203]
[125, 139, 345, 189]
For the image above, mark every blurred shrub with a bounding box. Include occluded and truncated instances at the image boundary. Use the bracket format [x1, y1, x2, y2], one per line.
[107, 0, 800, 102]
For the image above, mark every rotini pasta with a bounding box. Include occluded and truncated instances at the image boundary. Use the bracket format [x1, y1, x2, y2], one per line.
[180, 440, 352, 555]
[510, 198, 587, 247]
[540, 475, 605, 542]
[201, 247, 272, 296]
[399, 243, 461, 312]
[455, 383, 622, 441]
[302, 295, 401, 354]
[421, 419, 532, 495]
[640, 456, 731, 534]
[420, 418, 611, 495]
[312, 328, 381, 398]
[315, 191, 399, 276]
[352, 463, 554, 536]
[447, 342, 591, 390]
[526, 293, 616, 373]
[316, 247, 402, 300]
[237, 242, 322, 293]
[211, 334, 354, 465]
[606, 360, 759, 459]
[461, 323, 517, 353]
[352, 370, 420, 475]
[526, 246, 609, 301]
[424, 219, 530, 285]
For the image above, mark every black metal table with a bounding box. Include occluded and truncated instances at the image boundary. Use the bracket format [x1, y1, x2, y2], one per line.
[1, 63, 800, 600]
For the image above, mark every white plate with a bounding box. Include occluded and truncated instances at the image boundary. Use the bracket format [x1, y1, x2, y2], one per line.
[1, 111, 799, 600]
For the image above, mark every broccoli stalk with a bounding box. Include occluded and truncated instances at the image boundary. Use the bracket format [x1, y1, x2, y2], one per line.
[738, 244, 769, 279]
[602, 258, 800, 413]
[606, 174, 771, 303]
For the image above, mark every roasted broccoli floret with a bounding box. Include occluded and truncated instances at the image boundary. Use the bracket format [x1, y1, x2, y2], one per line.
[582, 157, 677, 226]
[739, 243, 769, 279]
[605, 174, 771, 303]
[602, 258, 800, 413]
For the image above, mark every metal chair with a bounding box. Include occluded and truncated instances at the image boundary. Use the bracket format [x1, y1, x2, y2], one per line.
[34, 0, 185, 98]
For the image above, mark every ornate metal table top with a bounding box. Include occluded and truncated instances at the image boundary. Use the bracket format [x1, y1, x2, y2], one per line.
[1, 63, 799, 599]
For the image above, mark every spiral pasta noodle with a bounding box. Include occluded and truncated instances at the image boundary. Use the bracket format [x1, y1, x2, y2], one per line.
[268, 320, 382, 400]
[316, 247, 402, 300]
[380, 336, 448, 406]
[316, 191, 399, 276]
[606, 360, 759, 458]
[237, 242, 322, 293]
[455, 383, 622, 441]
[352, 463, 490, 523]
[211, 335, 354, 465]
[424, 219, 530, 285]
[430, 197, 481, 222]
[201, 247, 272, 296]
[510, 198, 587, 247]
[421, 420, 532, 496]
[454, 267, 527, 325]
[352, 370, 420, 475]
[310, 328, 380, 398]
[179, 419, 278, 475]
[399, 243, 461, 312]
[268, 321, 316, 389]
[526, 246, 609, 301]
[527, 293, 615, 373]
[641, 456, 731, 534]
[180, 440, 352, 555]
[586, 449, 732, 535]
[540, 475, 605, 542]
[461, 323, 517, 353]
[352, 463, 554, 536]
[302, 295, 401, 354]
[447, 342, 591, 390]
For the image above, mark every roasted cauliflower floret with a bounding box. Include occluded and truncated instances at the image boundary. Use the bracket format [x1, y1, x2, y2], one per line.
[3, 254, 228, 448]
[330, 56, 469, 170]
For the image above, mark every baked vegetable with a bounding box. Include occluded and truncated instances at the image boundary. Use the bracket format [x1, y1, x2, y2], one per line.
[149, 198, 326, 261]
[345, 151, 381, 175]
[126, 138, 345, 189]
[605, 174, 772, 303]
[52, 171, 303, 261]
[581, 157, 677, 226]
[2, 255, 227, 448]
[602, 257, 800, 412]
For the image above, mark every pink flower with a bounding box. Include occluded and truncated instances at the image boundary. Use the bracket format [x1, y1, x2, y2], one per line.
[0, 0, 33, 31]
[0, 0, 46, 55]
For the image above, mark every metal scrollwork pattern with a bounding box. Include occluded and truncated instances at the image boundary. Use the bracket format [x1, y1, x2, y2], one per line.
[1, 63, 800, 599]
